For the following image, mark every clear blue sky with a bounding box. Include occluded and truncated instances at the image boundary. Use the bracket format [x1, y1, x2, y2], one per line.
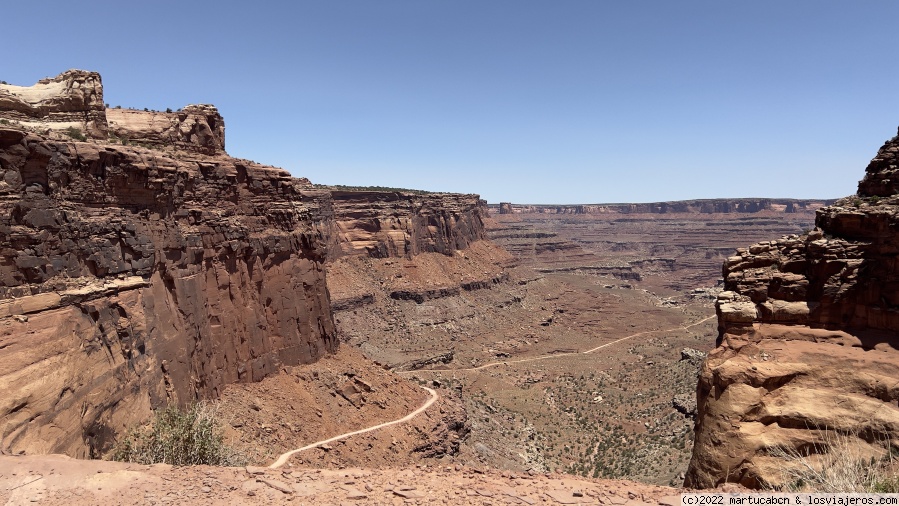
[4, 1, 898, 204]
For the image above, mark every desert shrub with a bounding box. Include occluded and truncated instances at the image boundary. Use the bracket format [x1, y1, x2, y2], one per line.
[64, 126, 87, 141]
[871, 476, 899, 493]
[768, 430, 896, 493]
[112, 402, 245, 466]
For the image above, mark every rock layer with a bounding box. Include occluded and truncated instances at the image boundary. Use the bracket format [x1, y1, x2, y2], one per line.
[330, 190, 486, 258]
[0, 70, 107, 138]
[685, 128, 899, 489]
[489, 199, 832, 215]
[0, 129, 337, 458]
[0, 70, 490, 460]
[0, 71, 227, 155]
[107, 105, 225, 155]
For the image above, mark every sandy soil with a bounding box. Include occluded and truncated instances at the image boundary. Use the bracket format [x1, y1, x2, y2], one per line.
[0, 453, 698, 505]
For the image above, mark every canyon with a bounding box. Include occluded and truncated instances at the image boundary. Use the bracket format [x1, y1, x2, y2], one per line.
[2, 69, 891, 504]
[0, 71, 484, 460]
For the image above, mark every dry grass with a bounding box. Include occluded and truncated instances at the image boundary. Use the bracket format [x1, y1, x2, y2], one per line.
[768, 430, 897, 493]
[112, 402, 245, 466]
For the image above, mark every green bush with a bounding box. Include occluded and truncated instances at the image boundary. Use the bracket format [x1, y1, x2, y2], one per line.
[64, 126, 87, 141]
[112, 402, 245, 466]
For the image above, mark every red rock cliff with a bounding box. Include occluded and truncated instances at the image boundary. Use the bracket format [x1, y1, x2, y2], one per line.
[329, 190, 486, 259]
[107, 105, 226, 155]
[0, 70, 489, 460]
[0, 128, 337, 458]
[685, 128, 899, 488]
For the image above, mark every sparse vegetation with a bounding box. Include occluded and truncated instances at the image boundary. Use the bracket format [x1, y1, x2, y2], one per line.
[112, 402, 245, 466]
[314, 183, 435, 194]
[64, 126, 87, 141]
[768, 430, 897, 493]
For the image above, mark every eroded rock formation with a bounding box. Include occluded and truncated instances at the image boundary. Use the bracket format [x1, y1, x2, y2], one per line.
[0, 128, 337, 458]
[0, 71, 227, 155]
[330, 190, 485, 258]
[685, 128, 899, 488]
[107, 105, 225, 155]
[0, 70, 490, 461]
[0, 70, 107, 138]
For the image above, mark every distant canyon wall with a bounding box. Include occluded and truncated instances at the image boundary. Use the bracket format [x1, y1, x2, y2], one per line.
[330, 190, 486, 259]
[491, 199, 834, 215]
[0, 70, 487, 459]
[685, 128, 899, 488]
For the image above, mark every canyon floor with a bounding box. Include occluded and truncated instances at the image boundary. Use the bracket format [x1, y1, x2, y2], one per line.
[321, 209, 818, 486]
[217, 207, 817, 483]
[0, 207, 816, 504]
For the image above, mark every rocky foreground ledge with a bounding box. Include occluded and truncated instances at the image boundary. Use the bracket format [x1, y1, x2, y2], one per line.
[0, 454, 692, 506]
[686, 128, 899, 488]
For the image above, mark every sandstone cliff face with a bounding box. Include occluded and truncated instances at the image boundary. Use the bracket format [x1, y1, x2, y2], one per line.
[106, 105, 226, 155]
[0, 70, 494, 461]
[685, 129, 899, 489]
[330, 190, 486, 258]
[0, 70, 226, 155]
[0, 70, 107, 138]
[0, 128, 337, 458]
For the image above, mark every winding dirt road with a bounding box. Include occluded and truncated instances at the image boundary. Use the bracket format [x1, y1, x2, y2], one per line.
[268, 314, 715, 469]
[268, 386, 439, 469]
[402, 314, 717, 374]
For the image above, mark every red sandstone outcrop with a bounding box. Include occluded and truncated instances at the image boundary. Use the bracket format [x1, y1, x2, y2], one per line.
[0, 70, 226, 155]
[0, 70, 491, 461]
[685, 128, 899, 489]
[0, 70, 107, 138]
[106, 105, 226, 155]
[0, 128, 337, 458]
